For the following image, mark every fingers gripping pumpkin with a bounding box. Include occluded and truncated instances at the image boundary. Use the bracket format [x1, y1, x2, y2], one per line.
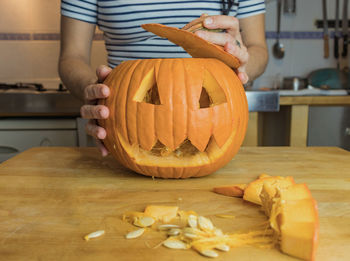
[99, 58, 248, 178]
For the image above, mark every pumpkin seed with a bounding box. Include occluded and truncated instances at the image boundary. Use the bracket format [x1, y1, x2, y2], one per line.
[168, 228, 181, 236]
[200, 249, 219, 258]
[84, 230, 105, 241]
[163, 239, 188, 249]
[215, 244, 230, 252]
[125, 228, 145, 239]
[158, 224, 180, 231]
[188, 214, 198, 228]
[183, 232, 199, 239]
[133, 216, 155, 228]
[213, 228, 224, 236]
[198, 216, 214, 231]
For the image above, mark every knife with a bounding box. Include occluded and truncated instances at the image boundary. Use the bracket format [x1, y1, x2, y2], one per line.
[322, 0, 329, 58]
[334, 0, 340, 59]
[342, 0, 349, 57]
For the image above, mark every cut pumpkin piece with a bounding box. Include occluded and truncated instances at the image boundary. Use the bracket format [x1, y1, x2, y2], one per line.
[212, 184, 247, 197]
[262, 183, 319, 261]
[243, 176, 295, 205]
[258, 173, 271, 179]
[280, 221, 319, 261]
[278, 183, 313, 201]
[141, 23, 240, 69]
[144, 205, 179, 223]
[279, 198, 318, 224]
[260, 183, 313, 217]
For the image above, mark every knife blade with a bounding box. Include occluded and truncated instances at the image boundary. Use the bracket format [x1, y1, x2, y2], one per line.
[342, 0, 349, 57]
[322, 0, 329, 58]
[334, 0, 340, 59]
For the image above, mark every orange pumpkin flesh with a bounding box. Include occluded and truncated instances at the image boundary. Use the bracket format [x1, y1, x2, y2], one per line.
[212, 175, 319, 260]
[143, 205, 179, 223]
[258, 179, 319, 261]
[243, 176, 295, 205]
[99, 58, 248, 178]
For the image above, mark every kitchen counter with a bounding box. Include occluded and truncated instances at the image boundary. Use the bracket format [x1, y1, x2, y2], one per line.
[0, 90, 279, 117]
[280, 95, 350, 147]
[245, 94, 350, 147]
[0, 91, 82, 117]
[280, 95, 350, 105]
[0, 146, 349, 260]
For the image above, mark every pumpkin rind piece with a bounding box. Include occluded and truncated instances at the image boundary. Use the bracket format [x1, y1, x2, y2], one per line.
[280, 221, 319, 261]
[141, 23, 240, 69]
[243, 176, 295, 205]
[213, 184, 247, 197]
[261, 182, 319, 261]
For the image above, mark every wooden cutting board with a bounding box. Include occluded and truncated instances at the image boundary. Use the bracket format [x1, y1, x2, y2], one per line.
[0, 147, 349, 261]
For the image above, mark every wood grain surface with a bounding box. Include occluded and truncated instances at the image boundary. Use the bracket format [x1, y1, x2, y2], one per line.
[0, 147, 349, 261]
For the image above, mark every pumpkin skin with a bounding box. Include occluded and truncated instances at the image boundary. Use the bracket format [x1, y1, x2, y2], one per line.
[99, 58, 248, 178]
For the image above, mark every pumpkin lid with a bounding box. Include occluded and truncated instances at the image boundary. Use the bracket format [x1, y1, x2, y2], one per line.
[141, 23, 240, 69]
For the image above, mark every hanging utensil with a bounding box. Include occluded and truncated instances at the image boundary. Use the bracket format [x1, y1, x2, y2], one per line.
[334, 0, 340, 61]
[322, 0, 329, 58]
[342, 0, 349, 57]
[272, 0, 285, 59]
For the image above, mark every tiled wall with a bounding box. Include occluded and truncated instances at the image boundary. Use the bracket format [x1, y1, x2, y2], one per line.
[257, 0, 350, 89]
[0, 0, 349, 89]
[0, 0, 106, 89]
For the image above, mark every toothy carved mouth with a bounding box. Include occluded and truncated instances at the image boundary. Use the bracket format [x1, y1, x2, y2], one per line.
[150, 139, 200, 157]
[117, 130, 237, 167]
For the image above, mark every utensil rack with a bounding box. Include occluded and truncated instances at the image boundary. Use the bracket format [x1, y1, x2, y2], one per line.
[316, 19, 350, 29]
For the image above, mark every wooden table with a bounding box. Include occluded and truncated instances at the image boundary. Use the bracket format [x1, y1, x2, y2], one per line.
[0, 147, 349, 261]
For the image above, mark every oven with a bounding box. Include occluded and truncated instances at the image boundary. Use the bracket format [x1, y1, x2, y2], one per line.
[0, 82, 84, 162]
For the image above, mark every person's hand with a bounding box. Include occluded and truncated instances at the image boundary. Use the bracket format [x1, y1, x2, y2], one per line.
[184, 15, 249, 84]
[80, 65, 112, 156]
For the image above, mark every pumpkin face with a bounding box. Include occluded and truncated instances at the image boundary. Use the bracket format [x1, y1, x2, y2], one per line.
[99, 58, 248, 178]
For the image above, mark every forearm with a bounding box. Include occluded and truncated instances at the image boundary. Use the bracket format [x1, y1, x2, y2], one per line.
[245, 45, 268, 82]
[59, 57, 96, 101]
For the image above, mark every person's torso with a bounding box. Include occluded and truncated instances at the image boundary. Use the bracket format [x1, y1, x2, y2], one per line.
[96, 0, 238, 67]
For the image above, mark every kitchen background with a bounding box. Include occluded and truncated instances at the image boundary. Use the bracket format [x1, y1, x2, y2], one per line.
[0, 0, 349, 162]
[0, 0, 348, 89]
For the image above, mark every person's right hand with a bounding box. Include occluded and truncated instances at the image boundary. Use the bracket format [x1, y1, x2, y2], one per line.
[80, 65, 112, 156]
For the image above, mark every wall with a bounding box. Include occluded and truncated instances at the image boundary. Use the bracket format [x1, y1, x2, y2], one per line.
[0, 0, 107, 89]
[0, 0, 349, 90]
[255, 0, 350, 89]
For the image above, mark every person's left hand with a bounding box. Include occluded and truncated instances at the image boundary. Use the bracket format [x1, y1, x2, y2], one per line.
[183, 15, 249, 84]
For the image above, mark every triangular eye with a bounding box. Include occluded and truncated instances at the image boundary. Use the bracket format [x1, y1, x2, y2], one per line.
[133, 67, 161, 105]
[144, 82, 160, 105]
[199, 69, 227, 108]
[199, 87, 212, 108]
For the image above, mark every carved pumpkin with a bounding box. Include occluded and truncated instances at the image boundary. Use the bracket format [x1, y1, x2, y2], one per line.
[99, 58, 248, 178]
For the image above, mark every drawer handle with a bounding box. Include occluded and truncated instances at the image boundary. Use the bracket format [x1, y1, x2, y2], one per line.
[345, 127, 350, 136]
[0, 146, 19, 154]
[40, 138, 52, 147]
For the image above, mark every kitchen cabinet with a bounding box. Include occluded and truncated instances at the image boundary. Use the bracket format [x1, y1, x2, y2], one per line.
[257, 95, 350, 149]
[308, 106, 350, 150]
[0, 118, 78, 162]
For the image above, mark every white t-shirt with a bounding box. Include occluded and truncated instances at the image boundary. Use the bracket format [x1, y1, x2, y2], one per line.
[61, 0, 266, 67]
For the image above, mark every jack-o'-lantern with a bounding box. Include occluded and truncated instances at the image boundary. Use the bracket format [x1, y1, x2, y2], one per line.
[99, 58, 248, 178]
[98, 24, 248, 178]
